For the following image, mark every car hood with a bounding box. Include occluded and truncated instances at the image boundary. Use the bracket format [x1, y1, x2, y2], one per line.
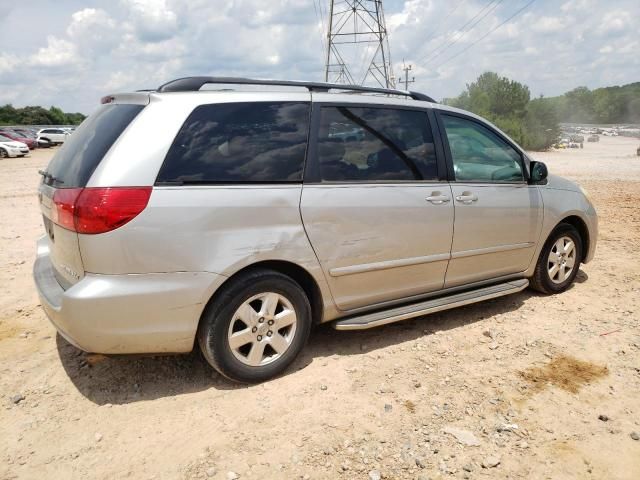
[544, 174, 582, 193]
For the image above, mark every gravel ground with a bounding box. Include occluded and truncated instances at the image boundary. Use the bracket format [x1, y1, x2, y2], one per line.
[0, 136, 639, 480]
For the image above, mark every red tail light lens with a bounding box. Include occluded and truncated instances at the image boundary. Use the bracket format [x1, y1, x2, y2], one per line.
[51, 187, 152, 234]
[51, 188, 82, 230]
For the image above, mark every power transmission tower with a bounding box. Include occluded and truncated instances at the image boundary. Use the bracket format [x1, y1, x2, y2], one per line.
[400, 61, 415, 91]
[324, 0, 395, 88]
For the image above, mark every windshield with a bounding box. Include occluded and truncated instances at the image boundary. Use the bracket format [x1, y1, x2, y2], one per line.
[0, 134, 13, 142]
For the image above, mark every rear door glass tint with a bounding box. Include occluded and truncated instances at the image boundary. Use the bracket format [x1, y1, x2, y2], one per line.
[157, 102, 310, 184]
[45, 104, 144, 188]
[317, 106, 438, 182]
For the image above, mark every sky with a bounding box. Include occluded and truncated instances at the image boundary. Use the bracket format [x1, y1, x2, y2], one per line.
[0, 0, 638, 114]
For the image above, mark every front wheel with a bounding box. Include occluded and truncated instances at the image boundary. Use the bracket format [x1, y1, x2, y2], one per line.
[0, 148, 7, 158]
[198, 269, 312, 383]
[530, 223, 583, 294]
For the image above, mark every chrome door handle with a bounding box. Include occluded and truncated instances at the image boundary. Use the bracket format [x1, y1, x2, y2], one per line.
[455, 193, 478, 204]
[426, 195, 450, 205]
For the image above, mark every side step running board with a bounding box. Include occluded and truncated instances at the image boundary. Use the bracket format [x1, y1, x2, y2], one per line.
[333, 279, 529, 331]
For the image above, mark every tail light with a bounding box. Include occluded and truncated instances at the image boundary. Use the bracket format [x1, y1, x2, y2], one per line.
[51, 187, 152, 234]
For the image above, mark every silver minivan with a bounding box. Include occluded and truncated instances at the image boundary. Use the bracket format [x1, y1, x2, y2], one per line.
[34, 77, 597, 382]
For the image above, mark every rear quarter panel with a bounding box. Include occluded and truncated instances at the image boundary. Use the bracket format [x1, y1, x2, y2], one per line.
[77, 185, 339, 320]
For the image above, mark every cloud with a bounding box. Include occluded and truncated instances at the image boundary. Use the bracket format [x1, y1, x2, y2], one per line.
[121, 0, 179, 42]
[67, 8, 120, 52]
[0, 0, 638, 113]
[29, 36, 79, 68]
[531, 16, 563, 34]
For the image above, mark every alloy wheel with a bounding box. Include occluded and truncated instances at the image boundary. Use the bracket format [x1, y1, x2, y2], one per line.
[547, 235, 576, 284]
[227, 292, 298, 367]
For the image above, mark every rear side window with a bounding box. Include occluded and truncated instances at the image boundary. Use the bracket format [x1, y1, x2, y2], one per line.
[317, 106, 438, 182]
[45, 104, 144, 188]
[157, 102, 310, 184]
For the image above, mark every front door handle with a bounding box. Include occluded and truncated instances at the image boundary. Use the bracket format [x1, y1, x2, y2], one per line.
[426, 194, 450, 205]
[455, 192, 478, 204]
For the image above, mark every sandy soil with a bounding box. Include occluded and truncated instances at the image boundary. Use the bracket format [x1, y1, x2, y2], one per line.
[1, 136, 639, 480]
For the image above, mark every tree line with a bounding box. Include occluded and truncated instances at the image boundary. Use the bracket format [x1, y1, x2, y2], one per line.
[444, 72, 640, 150]
[0, 105, 86, 126]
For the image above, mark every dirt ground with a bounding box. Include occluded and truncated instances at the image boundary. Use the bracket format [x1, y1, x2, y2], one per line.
[1, 136, 639, 480]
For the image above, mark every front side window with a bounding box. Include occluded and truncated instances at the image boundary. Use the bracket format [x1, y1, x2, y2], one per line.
[157, 102, 310, 184]
[317, 106, 438, 182]
[441, 114, 524, 183]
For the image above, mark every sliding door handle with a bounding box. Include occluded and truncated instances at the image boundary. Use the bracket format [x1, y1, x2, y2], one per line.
[455, 193, 478, 204]
[426, 195, 450, 205]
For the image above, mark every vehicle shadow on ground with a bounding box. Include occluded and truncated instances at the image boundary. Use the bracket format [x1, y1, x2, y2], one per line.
[57, 281, 551, 405]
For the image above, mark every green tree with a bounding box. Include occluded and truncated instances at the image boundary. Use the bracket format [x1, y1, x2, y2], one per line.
[0, 104, 86, 126]
[524, 97, 561, 150]
[444, 72, 548, 149]
[0, 104, 18, 124]
[48, 106, 67, 125]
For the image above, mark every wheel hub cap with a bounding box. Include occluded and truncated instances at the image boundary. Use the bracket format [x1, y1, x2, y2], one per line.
[227, 292, 297, 367]
[547, 236, 576, 284]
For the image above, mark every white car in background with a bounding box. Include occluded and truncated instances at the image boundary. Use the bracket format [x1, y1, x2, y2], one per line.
[37, 128, 70, 145]
[0, 134, 29, 158]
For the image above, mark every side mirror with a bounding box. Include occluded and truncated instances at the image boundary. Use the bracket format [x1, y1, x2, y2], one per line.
[530, 161, 548, 184]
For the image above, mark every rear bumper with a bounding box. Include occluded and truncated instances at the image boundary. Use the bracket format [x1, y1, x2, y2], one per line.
[33, 237, 225, 354]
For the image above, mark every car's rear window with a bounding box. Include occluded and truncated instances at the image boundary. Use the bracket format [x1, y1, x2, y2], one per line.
[45, 104, 144, 188]
[156, 102, 310, 184]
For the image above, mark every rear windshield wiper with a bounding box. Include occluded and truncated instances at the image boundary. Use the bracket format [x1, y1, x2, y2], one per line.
[38, 170, 64, 185]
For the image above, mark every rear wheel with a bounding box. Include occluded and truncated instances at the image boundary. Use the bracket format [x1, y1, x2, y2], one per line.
[198, 269, 312, 383]
[530, 223, 582, 294]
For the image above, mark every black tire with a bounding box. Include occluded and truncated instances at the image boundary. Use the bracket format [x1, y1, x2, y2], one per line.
[530, 223, 583, 294]
[197, 269, 312, 383]
[0, 148, 7, 159]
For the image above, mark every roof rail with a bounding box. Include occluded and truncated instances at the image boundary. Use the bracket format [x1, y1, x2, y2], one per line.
[156, 76, 437, 103]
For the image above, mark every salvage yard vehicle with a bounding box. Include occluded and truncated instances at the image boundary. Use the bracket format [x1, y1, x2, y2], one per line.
[37, 128, 69, 145]
[34, 77, 598, 383]
[0, 134, 29, 157]
[0, 129, 37, 150]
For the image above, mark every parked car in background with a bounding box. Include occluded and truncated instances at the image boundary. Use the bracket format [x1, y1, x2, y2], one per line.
[37, 128, 69, 145]
[33, 77, 598, 383]
[9, 128, 51, 149]
[0, 129, 37, 150]
[0, 134, 29, 157]
[587, 134, 599, 142]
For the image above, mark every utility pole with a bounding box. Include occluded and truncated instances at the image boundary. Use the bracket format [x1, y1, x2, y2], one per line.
[400, 61, 415, 91]
[324, 0, 395, 88]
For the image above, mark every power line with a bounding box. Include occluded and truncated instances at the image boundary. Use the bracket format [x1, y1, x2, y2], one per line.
[419, 0, 504, 65]
[415, 0, 500, 64]
[417, 0, 467, 47]
[435, 0, 538, 68]
[312, 0, 326, 55]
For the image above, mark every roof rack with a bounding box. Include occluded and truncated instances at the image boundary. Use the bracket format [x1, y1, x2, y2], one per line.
[156, 76, 437, 103]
